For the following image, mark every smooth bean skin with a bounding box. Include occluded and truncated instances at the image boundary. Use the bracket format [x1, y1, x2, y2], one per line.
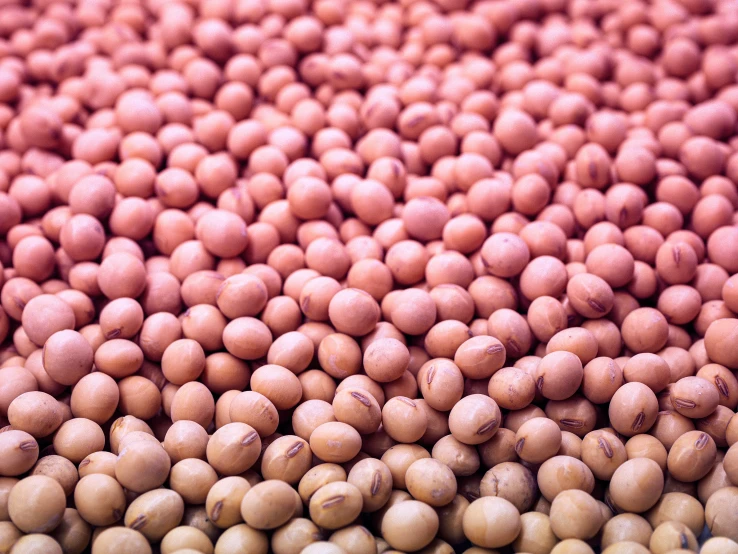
[240, 480, 297, 530]
[7, 475, 66, 533]
[3, 1, 738, 551]
[381, 500, 440, 551]
[609, 458, 665, 513]
[463, 496, 521, 548]
[124, 489, 185, 542]
[549, 490, 602, 540]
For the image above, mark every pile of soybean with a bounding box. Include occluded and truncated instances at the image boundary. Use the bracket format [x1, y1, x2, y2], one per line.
[3, 0, 738, 552]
